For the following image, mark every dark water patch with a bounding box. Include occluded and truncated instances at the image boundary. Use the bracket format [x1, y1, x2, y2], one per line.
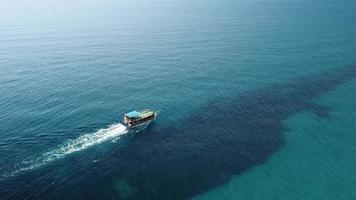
[1, 63, 356, 200]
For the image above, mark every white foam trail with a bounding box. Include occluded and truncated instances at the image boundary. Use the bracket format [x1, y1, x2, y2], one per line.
[1, 123, 128, 180]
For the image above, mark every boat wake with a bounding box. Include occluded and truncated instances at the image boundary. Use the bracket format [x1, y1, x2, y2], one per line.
[1, 123, 128, 180]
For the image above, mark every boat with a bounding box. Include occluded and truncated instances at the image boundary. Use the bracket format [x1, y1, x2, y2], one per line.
[123, 109, 157, 130]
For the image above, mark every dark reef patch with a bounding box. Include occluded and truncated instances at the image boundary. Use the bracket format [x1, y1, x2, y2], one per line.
[1, 63, 356, 200]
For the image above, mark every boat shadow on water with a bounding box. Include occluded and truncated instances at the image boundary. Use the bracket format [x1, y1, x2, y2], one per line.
[1, 63, 356, 200]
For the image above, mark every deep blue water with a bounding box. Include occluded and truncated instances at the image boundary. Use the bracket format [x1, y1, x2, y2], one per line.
[1, 1, 356, 199]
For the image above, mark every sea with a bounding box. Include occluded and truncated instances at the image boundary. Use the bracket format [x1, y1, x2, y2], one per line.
[0, 0, 356, 199]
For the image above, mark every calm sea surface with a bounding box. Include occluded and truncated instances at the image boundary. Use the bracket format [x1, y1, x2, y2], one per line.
[1, 0, 356, 199]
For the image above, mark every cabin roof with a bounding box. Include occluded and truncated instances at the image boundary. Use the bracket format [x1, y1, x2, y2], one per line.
[125, 111, 141, 118]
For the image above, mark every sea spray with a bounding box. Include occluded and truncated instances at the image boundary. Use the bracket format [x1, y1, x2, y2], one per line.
[1, 123, 128, 180]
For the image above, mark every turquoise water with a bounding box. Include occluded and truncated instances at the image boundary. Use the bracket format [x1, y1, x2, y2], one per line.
[193, 79, 356, 200]
[1, 0, 356, 199]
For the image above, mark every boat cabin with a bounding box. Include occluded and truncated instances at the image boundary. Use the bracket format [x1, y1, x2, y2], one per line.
[123, 110, 156, 128]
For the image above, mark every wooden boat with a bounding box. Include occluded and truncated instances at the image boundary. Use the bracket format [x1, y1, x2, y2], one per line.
[123, 109, 157, 129]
